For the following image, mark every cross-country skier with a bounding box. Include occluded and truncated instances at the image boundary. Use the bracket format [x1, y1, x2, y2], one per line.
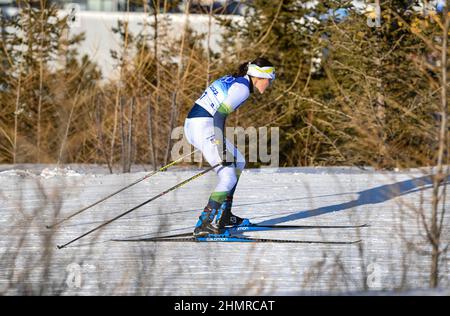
[184, 57, 276, 236]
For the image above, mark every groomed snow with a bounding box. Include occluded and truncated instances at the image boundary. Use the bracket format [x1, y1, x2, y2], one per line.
[0, 165, 449, 295]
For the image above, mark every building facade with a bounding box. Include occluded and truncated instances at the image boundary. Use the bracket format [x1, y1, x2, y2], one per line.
[0, 0, 246, 14]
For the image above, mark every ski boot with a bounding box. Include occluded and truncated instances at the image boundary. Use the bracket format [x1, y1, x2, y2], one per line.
[193, 207, 220, 237]
[215, 197, 251, 228]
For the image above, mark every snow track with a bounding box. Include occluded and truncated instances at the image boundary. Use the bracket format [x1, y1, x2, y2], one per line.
[0, 166, 449, 295]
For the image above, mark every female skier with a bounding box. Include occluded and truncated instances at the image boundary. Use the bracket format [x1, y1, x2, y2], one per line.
[184, 57, 275, 236]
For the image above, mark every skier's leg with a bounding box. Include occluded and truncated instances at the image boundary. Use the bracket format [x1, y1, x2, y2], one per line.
[228, 139, 246, 197]
[184, 118, 239, 235]
[215, 140, 251, 227]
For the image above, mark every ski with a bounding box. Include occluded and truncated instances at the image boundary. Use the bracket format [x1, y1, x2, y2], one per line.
[112, 233, 361, 244]
[228, 223, 368, 233]
[112, 231, 194, 241]
[111, 223, 368, 243]
[112, 235, 360, 244]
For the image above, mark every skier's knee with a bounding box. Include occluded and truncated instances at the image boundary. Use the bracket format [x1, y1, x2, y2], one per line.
[235, 159, 245, 171]
[219, 173, 238, 192]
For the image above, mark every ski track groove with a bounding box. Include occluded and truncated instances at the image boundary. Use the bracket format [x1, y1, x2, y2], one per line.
[0, 167, 449, 295]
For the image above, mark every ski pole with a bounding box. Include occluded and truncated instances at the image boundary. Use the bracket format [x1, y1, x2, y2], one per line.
[57, 163, 220, 249]
[46, 149, 199, 229]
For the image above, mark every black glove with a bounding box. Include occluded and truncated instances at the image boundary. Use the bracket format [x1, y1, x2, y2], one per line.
[221, 148, 234, 166]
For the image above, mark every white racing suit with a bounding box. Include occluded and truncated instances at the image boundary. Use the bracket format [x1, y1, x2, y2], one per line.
[184, 74, 252, 208]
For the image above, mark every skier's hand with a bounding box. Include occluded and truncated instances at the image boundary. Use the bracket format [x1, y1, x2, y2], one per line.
[221, 160, 233, 167]
[211, 137, 233, 166]
[221, 149, 234, 167]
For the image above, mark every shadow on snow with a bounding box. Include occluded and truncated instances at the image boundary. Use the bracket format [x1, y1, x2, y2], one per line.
[255, 175, 448, 226]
